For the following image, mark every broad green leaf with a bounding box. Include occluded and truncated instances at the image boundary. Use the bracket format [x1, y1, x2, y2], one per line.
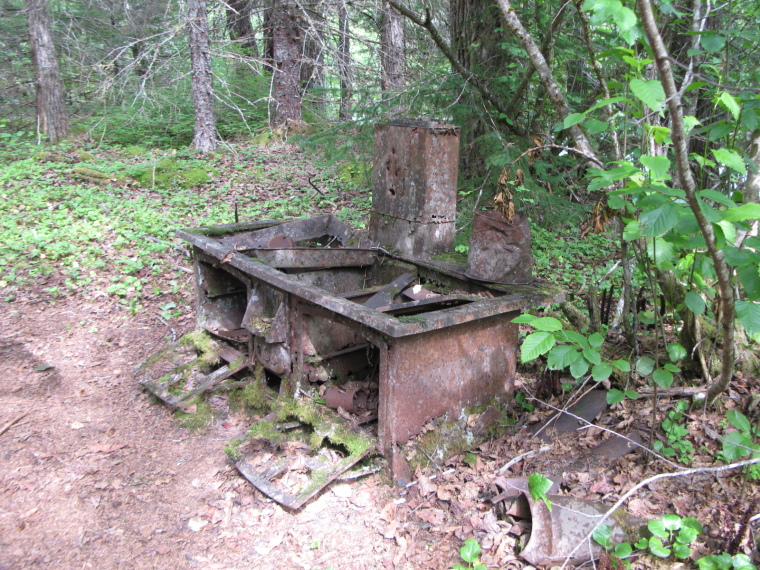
[648, 536, 671, 558]
[726, 410, 751, 434]
[636, 356, 655, 375]
[521, 332, 556, 363]
[592, 523, 612, 547]
[647, 125, 671, 145]
[512, 314, 537, 324]
[701, 32, 726, 52]
[639, 202, 680, 236]
[607, 389, 625, 405]
[652, 368, 674, 388]
[625, 390, 638, 399]
[732, 553, 756, 570]
[630, 78, 665, 112]
[640, 155, 671, 182]
[714, 91, 741, 121]
[673, 542, 692, 559]
[623, 220, 640, 240]
[696, 554, 731, 570]
[663, 363, 680, 373]
[547, 345, 581, 370]
[563, 113, 586, 129]
[530, 316, 563, 332]
[583, 348, 602, 365]
[683, 115, 702, 132]
[708, 121, 735, 141]
[676, 526, 699, 544]
[712, 147, 746, 175]
[588, 332, 605, 348]
[460, 538, 481, 563]
[559, 330, 590, 348]
[612, 359, 631, 372]
[614, 542, 633, 558]
[667, 343, 687, 362]
[528, 472, 554, 505]
[681, 517, 703, 534]
[585, 119, 609, 134]
[570, 357, 590, 379]
[723, 246, 758, 267]
[685, 291, 706, 315]
[698, 189, 736, 207]
[736, 300, 760, 340]
[592, 362, 613, 382]
[634, 537, 649, 549]
[647, 237, 677, 266]
[723, 202, 760, 222]
[738, 264, 760, 300]
[721, 432, 755, 461]
[662, 513, 681, 530]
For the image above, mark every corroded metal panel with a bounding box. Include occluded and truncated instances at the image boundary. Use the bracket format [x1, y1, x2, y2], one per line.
[379, 313, 518, 460]
[370, 119, 459, 256]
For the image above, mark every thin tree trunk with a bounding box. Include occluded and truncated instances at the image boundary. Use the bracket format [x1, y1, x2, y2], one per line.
[26, 0, 70, 144]
[337, 0, 352, 120]
[226, 0, 258, 56]
[380, 1, 404, 97]
[636, 0, 735, 404]
[270, 0, 303, 130]
[187, 0, 217, 152]
[495, 0, 602, 168]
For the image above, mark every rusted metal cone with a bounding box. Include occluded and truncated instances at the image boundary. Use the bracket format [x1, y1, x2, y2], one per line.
[520, 493, 647, 567]
[324, 384, 368, 414]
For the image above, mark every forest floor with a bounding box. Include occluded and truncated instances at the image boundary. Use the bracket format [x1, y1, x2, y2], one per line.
[0, 142, 758, 569]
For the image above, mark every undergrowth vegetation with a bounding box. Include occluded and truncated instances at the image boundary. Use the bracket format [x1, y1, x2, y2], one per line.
[0, 138, 610, 313]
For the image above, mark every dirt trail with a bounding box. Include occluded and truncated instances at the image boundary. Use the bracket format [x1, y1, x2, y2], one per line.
[0, 297, 405, 569]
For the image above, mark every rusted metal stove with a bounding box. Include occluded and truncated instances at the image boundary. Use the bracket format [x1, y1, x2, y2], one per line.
[177, 214, 561, 483]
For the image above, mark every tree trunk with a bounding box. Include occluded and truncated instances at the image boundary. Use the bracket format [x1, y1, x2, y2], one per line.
[449, 0, 509, 179]
[25, 0, 70, 144]
[336, 0, 352, 120]
[637, 0, 735, 404]
[270, 0, 303, 130]
[226, 0, 258, 56]
[187, 0, 217, 152]
[380, 1, 404, 97]
[300, 1, 325, 113]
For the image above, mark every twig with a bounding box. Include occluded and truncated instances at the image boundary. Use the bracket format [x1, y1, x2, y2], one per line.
[410, 492, 437, 514]
[307, 176, 325, 196]
[0, 413, 27, 437]
[497, 445, 552, 474]
[530, 398, 685, 471]
[404, 468, 455, 489]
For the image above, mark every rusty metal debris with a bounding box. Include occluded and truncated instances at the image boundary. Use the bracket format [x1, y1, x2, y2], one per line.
[231, 400, 376, 509]
[520, 492, 647, 566]
[136, 332, 248, 407]
[369, 119, 460, 258]
[136, 118, 566, 506]
[176, 213, 563, 485]
[529, 389, 609, 441]
[466, 210, 534, 284]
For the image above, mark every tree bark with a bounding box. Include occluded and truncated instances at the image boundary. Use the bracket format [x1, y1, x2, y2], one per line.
[187, 0, 217, 152]
[270, 0, 303, 130]
[226, 0, 258, 56]
[449, 0, 509, 179]
[25, 0, 70, 144]
[336, 0, 352, 120]
[380, 1, 404, 95]
[636, 0, 735, 404]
